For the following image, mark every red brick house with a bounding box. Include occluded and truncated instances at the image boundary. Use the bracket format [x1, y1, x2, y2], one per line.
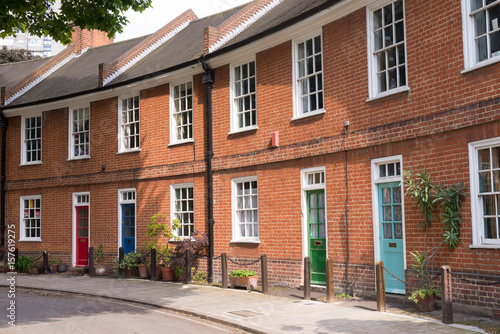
[1, 0, 499, 316]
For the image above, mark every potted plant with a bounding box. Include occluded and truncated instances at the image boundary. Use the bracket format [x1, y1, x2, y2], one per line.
[17, 255, 35, 274]
[117, 250, 142, 277]
[230, 269, 258, 290]
[94, 244, 106, 276]
[136, 249, 151, 279]
[145, 214, 180, 281]
[49, 259, 58, 273]
[404, 170, 465, 311]
[170, 230, 208, 282]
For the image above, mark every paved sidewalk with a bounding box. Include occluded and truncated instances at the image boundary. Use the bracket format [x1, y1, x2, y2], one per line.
[0, 273, 484, 334]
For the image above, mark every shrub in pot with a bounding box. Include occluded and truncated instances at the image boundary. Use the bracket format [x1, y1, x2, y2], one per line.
[117, 250, 142, 277]
[17, 255, 35, 273]
[145, 214, 180, 280]
[94, 244, 106, 276]
[170, 230, 208, 282]
[230, 269, 258, 290]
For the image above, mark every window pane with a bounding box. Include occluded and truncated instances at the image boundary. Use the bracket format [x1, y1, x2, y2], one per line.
[383, 188, 391, 204]
[475, 11, 487, 37]
[394, 205, 402, 221]
[479, 171, 491, 193]
[478, 149, 491, 170]
[393, 187, 401, 203]
[484, 217, 498, 238]
[394, 223, 403, 239]
[383, 223, 393, 239]
[383, 206, 392, 221]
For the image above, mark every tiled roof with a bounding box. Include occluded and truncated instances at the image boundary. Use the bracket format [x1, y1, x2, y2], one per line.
[1, 0, 341, 108]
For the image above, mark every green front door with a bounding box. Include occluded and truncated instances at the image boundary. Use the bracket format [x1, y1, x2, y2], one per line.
[378, 182, 405, 294]
[307, 190, 326, 285]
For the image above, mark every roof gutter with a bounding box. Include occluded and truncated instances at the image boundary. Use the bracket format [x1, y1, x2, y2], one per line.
[0, 0, 341, 113]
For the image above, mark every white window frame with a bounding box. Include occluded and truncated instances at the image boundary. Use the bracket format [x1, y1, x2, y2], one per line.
[366, 0, 409, 101]
[68, 106, 90, 160]
[230, 58, 258, 134]
[171, 183, 194, 239]
[468, 137, 500, 248]
[300, 166, 327, 259]
[231, 176, 259, 243]
[371, 155, 406, 267]
[292, 30, 325, 120]
[118, 95, 141, 154]
[19, 195, 42, 241]
[169, 79, 194, 146]
[461, 0, 500, 72]
[21, 115, 42, 165]
[118, 188, 136, 251]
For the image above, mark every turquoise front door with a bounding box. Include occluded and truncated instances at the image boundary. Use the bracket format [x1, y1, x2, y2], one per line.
[122, 204, 135, 255]
[378, 182, 405, 294]
[307, 190, 326, 285]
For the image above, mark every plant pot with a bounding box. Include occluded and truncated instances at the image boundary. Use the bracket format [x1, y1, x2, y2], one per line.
[161, 267, 175, 281]
[415, 293, 437, 312]
[28, 268, 39, 275]
[138, 264, 150, 279]
[95, 267, 106, 276]
[125, 268, 135, 278]
[51, 264, 58, 273]
[57, 264, 67, 273]
[230, 275, 258, 290]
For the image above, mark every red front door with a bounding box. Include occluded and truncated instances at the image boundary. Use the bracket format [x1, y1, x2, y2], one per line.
[76, 206, 89, 266]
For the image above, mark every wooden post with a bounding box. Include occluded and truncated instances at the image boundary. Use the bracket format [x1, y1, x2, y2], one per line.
[43, 251, 49, 274]
[376, 261, 386, 312]
[304, 257, 311, 300]
[326, 258, 334, 303]
[441, 265, 453, 324]
[186, 249, 192, 284]
[14, 248, 18, 270]
[88, 246, 94, 276]
[261, 254, 268, 294]
[150, 248, 157, 281]
[221, 253, 227, 288]
[118, 247, 124, 277]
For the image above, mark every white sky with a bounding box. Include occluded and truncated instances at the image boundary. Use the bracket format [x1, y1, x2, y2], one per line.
[115, 0, 252, 42]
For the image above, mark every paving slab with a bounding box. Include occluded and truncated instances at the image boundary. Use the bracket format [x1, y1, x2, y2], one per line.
[0, 273, 484, 334]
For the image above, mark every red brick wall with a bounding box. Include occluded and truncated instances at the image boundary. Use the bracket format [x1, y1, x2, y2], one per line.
[2, 0, 500, 313]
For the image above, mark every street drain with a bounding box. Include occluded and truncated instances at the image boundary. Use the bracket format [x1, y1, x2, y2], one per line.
[227, 310, 264, 318]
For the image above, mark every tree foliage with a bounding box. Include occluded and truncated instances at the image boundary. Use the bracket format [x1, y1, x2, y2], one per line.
[0, 46, 42, 64]
[0, 0, 153, 44]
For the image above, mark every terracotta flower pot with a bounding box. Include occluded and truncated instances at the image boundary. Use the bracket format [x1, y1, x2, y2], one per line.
[28, 268, 39, 275]
[125, 268, 135, 278]
[415, 293, 437, 312]
[138, 264, 150, 279]
[51, 264, 58, 273]
[161, 267, 175, 281]
[230, 275, 258, 290]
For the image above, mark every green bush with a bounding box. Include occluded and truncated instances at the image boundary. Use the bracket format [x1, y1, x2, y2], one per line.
[17, 255, 35, 272]
[230, 269, 256, 277]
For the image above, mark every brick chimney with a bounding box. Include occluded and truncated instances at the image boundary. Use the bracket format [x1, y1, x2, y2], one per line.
[72, 27, 114, 54]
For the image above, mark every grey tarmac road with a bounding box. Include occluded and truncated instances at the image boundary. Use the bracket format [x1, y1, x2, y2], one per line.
[0, 289, 247, 334]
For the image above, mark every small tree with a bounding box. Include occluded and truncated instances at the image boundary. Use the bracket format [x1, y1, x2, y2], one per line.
[404, 169, 466, 302]
[145, 213, 180, 265]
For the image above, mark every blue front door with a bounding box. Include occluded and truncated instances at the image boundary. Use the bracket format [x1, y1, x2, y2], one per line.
[122, 204, 135, 255]
[378, 182, 405, 294]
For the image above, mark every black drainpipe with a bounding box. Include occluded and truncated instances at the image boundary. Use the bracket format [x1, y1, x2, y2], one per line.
[0, 112, 8, 248]
[200, 57, 215, 283]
